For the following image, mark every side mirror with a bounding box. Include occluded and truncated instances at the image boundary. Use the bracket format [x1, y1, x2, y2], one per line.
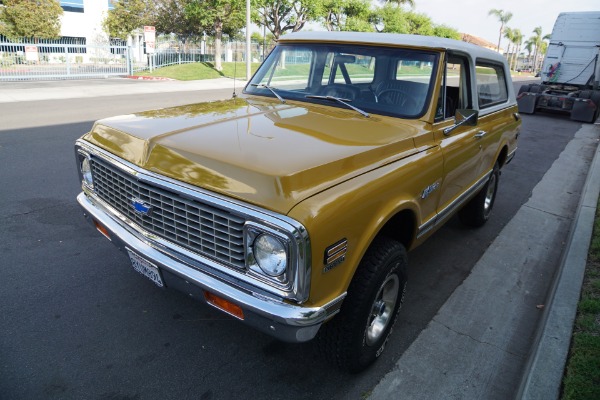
[443, 109, 479, 136]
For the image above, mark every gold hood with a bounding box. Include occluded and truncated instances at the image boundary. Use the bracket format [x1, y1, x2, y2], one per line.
[84, 97, 429, 214]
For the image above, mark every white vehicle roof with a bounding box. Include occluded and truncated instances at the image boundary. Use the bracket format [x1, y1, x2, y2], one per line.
[279, 31, 507, 65]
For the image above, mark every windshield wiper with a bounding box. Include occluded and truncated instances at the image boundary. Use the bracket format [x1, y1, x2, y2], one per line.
[305, 95, 370, 118]
[251, 83, 285, 103]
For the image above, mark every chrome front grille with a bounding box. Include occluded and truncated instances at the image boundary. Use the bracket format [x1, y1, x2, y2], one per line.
[90, 158, 246, 269]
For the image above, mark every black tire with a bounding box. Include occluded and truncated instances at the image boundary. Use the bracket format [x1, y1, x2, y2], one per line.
[529, 84, 543, 94]
[459, 163, 500, 227]
[518, 84, 531, 95]
[317, 236, 408, 373]
[591, 91, 600, 122]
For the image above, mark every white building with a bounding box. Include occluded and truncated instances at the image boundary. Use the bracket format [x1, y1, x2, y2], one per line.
[57, 1, 149, 62]
[59, 0, 112, 44]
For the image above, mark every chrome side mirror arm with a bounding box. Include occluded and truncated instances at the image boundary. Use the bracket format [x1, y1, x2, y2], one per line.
[443, 109, 479, 136]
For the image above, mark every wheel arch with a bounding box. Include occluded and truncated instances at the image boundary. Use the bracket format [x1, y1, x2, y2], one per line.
[376, 208, 417, 251]
[496, 144, 509, 168]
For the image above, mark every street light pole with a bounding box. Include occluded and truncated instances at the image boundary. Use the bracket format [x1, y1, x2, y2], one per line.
[246, 0, 251, 81]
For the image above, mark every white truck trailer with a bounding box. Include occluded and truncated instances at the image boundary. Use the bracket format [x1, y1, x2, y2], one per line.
[517, 11, 600, 122]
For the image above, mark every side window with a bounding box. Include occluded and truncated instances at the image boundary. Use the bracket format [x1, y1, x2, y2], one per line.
[436, 54, 472, 121]
[476, 62, 508, 108]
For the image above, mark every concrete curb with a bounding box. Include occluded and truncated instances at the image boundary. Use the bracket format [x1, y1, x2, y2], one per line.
[124, 75, 174, 81]
[516, 122, 600, 400]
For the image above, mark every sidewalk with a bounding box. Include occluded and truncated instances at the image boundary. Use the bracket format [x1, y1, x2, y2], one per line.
[0, 77, 242, 103]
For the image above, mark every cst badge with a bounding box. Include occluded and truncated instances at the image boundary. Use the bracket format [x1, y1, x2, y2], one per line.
[323, 239, 348, 273]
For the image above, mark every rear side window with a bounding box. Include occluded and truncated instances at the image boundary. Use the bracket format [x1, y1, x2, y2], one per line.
[475, 62, 508, 108]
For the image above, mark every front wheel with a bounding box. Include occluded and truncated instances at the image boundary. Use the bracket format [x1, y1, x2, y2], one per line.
[317, 236, 408, 373]
[459, 163, 500, 227]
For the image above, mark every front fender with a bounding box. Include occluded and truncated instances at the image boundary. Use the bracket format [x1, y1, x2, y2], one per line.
[288, 145, 444, 307]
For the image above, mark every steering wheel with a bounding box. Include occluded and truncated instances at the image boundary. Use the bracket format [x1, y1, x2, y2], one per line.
[378, 89, 418, 110]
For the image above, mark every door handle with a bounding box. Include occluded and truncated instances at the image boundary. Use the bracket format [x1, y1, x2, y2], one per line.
[475, 130, 487, 138]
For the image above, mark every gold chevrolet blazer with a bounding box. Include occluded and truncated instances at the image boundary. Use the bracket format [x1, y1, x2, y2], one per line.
[75, 32, 520, 372]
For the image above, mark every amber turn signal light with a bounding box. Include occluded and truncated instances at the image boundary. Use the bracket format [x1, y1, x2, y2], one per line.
[94, 220, 111, 241]
[204, 291, 244, 320]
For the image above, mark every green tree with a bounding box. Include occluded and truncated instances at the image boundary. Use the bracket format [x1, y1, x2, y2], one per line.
[510, 29, 523, 71]
[103, 0, 155, 40]
[529, 26, 550, 73]
[503, 27, 514, 61]
[380, 0, 414, 8]
[186, 0, 245, 71]
[153, 0, 205, 42]
[253, 0, 321, 39]
[375, 6, 442, 36]
[432, 24, 460, 40]
[488, 8, 512, 52]
[320, 0, 372, 32]
[524, 38, 535, 69]
[404, 11, 434, 36]
[0, 0, 63, 39]
[374, 4, 407, 33]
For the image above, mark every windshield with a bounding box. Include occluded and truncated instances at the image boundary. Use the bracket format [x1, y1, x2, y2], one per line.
[245, 43, 439, 118]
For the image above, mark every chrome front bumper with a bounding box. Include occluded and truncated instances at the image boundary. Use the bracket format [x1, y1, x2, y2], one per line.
[77, 192, 344, 343]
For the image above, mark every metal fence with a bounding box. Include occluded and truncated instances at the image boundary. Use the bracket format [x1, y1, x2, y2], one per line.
[0, 36, 275, 81]
[0, 37, 130, 81]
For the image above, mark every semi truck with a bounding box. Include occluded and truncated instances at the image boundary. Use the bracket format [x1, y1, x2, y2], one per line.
[517, 11, 600, 122]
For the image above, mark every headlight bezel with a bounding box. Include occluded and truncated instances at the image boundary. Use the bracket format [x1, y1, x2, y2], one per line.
[77, 151, 94, 189]
[244, 222, 295, 288]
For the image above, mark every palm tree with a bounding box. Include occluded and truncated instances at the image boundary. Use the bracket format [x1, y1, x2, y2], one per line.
[488, 9, 513, 52]
[511, 29, 523, 71]
[504, 27, 514, 66]
[529, 27, 551, 73]
[524, 38, 535, 70]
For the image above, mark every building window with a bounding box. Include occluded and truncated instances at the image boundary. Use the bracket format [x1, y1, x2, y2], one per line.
[61, 0, 84, 13]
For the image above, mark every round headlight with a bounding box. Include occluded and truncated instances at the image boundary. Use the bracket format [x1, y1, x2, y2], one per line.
[253, 234, 287, 276]
[81, 157, 94, 188]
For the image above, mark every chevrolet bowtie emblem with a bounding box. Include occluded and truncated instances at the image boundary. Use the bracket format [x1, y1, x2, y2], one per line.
[131, 197, 152, 216]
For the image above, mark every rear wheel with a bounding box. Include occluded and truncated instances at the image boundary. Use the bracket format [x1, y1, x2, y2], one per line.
[459, 163, 500, 227]
[317, 236, 407, 373]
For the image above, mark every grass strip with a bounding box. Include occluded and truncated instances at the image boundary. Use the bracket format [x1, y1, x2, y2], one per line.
[561, 202, 600, 399]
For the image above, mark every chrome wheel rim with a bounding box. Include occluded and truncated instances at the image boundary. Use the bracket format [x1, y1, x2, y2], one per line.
[483, 173, 497, 217]
[366, 272, 400, 346]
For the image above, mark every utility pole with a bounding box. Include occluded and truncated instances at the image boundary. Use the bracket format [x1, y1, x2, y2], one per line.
[246, 0, 251, 81]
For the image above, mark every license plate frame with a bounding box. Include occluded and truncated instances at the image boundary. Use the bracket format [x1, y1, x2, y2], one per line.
[126, 249, 164, 288]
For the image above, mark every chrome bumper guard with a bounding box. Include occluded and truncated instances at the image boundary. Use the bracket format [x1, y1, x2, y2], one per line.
[78, 192, 345, 343]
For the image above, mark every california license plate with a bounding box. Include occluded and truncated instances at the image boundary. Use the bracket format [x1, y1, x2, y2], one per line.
[127, 250, 164, 288]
